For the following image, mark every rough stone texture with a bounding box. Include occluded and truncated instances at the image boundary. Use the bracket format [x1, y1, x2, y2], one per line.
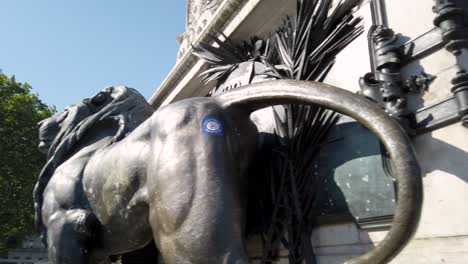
[177, 0, 223, 60]
[311, 223, 361, 247]
[413, 123, 468, 239]
[312, 236, 468, 264]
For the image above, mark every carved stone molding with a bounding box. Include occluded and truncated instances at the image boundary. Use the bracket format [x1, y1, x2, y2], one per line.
[177, 0, 223, 60]
[150, 0, 246, 107]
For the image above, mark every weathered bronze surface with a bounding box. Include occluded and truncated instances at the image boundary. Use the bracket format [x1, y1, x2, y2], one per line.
[35, 80, 422, 264]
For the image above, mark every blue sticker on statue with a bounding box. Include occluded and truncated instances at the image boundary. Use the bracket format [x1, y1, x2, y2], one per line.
[201, 116, 224, 136]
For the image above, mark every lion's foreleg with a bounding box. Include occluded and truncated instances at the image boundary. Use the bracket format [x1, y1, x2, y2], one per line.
[46, 209, 99, 264]
[147, 99, 252, 264]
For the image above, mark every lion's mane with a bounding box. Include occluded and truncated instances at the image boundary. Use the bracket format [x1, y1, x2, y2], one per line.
[33, 86, 153, 239]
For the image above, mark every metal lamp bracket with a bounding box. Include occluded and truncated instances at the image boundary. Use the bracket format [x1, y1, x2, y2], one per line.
[360, 0, 468, 135]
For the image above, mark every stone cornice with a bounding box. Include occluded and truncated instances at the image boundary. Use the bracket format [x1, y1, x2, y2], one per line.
[149, 0, 246, 107]
[186, 0, 192, 27]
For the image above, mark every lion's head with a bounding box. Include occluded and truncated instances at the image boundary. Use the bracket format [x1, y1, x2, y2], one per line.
[34, 86, 153, 233]
[37, 86, 153, 156]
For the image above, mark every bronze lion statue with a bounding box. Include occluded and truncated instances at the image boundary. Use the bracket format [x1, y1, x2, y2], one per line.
[34, 80, 422, 264]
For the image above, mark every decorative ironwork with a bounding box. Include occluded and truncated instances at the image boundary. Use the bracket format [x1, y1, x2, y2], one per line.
[399, 27, 445, 66]
[433, 0, 468, 55]
[361, 0, 468, 133]
[358, 72, 384, 107]
[404, 72, 436, 93]
[361, 25, 412, 132]
[433, 0, 468, 128]
[451, 69, 468, 126]
[412, 95, 459, 133]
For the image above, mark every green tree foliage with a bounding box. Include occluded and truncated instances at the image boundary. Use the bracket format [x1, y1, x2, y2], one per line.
[0, 70, 55, 254]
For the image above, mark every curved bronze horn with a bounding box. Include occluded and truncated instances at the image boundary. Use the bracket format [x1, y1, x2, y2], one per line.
[216, 80, 423, 264]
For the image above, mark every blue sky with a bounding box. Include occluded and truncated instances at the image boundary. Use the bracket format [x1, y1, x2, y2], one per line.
[0, 1, 186, 111]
